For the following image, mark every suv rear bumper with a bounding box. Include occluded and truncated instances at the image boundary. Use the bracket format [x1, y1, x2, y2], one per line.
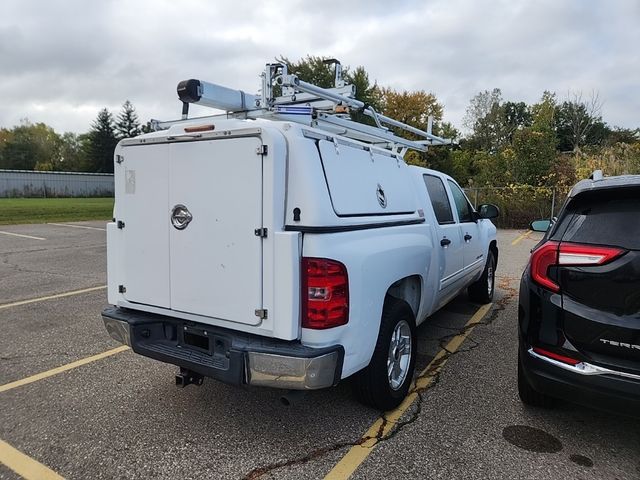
[102, 307, 344, 390]
[520, 342, 640, 416]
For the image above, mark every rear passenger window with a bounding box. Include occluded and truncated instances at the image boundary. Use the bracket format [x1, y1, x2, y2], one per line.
[447, 180, 474, 223]
[423, 175, 454, 224]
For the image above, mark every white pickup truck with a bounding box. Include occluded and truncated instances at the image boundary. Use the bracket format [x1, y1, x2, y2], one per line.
[102, 64, 498, 410]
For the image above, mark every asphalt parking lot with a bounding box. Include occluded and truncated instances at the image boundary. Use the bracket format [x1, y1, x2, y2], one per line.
[1, 224, 639, 480]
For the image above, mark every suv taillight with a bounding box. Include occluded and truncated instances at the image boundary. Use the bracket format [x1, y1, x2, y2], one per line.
[301, 258, 349, 329]
[530, 241, 626, 293]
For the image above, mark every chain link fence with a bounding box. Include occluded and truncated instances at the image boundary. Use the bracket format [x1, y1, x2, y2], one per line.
[465, 185, 569, 229]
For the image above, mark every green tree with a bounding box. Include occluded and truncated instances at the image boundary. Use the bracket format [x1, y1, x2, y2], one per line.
[0, 128, 14, 167]
[276, 55, 382, 111]
[554, 91, 604, 152]
[115, 100, 142, 139]
[463, 90, 532, 153]
[59, 132, 90, 171]
[510, 92, 558, 185]
[87, 108, 118, 173]
[0, 121, 62, 170]
[502, 101, 532, 142]
[345, 66, 383, 124]
[462, 88, 504, 152]
[605, 127, 639, 146]
[277, 55, 337, 88]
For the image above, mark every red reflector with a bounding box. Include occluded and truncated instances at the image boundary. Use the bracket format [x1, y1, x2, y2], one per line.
[533, 347, 580, 366]
[301, 258, 349, 329]
[530, 241, 560, 292]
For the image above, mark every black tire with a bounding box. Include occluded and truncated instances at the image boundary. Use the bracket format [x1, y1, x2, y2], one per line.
[468, 250, 496, 304]
[518, 350, 555, 408]
[354, 297, 417, 411]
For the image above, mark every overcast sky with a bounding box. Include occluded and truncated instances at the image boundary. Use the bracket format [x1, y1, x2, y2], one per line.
[1, 0, 638, 134]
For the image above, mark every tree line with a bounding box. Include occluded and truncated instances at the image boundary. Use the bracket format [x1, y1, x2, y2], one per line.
[0, 101, 143, 174]
[1, 55, 638, 186]
[277, 56, 640, 189]
[436, 88, 639, 190]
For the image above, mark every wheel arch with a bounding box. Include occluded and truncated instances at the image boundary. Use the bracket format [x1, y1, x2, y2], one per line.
[489, 239, 499, 266]
[385, 275, 421, 321]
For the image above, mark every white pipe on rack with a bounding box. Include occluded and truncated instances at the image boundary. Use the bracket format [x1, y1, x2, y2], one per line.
[283, 76, 449, 144]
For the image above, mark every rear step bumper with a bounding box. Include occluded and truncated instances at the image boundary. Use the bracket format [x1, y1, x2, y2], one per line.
[102, 307, 344, 390]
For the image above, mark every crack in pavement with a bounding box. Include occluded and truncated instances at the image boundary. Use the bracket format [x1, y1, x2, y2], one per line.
[241, 275, 520, 480]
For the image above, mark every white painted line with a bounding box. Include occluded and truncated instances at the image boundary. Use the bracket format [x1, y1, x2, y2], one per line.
[0, 286, 107, 311]
[47, 223, 106, 231]
[0, 231, 46, 241]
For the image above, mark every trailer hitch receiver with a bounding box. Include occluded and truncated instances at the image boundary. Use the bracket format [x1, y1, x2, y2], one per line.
[175, 368, 204, 388]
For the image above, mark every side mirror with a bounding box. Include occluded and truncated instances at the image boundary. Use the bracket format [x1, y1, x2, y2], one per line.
[530, 219, 551, 232]
[477, 204, 499, 219]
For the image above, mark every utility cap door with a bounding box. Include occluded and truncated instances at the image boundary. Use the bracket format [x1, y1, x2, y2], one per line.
[168, 137, 264, 325]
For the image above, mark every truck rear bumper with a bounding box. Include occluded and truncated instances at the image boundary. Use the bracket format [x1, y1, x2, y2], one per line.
[102, 307, 344, 390]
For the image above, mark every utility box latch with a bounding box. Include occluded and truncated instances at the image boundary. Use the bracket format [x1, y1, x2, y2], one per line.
[256, 145, 268, 155]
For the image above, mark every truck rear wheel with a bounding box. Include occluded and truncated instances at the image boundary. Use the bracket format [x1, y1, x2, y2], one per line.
[468, 250, 496, 304]
[354, 297, 417, 411]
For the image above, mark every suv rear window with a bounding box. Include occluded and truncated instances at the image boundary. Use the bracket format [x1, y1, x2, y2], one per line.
[558, 189, 640, 250]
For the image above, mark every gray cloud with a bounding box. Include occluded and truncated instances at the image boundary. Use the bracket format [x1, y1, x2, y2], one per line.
[0, 0, 637, 133]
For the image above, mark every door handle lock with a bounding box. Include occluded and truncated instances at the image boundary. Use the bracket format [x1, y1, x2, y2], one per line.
[440, 238, 451, 247]
[464, 234, 472, 242]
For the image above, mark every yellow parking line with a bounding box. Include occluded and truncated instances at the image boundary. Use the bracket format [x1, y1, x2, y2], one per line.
[0, 231, 46, 241]
[511, 230, 532, 246]
[0, 346, 129, 394]
[0, 286, 107, 311]
[0, 438, 65, 480]
[324, 303, 493, 480]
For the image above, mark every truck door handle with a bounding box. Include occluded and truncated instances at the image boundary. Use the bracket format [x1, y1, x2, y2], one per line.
[440, 238, 451, 247]
[464, 234, 472, 242]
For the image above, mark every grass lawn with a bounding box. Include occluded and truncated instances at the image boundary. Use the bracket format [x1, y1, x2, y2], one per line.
[0, 197, 114, 225]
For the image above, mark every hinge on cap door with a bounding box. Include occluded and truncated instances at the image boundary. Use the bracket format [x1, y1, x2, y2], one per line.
[117, 220, 125, 229]
[118, 285, 126, 293]
[116, 155, 124, 164]
[255, 309, 268, 320]
[254, 227, 268, 238]
[256, 145, 268, 155]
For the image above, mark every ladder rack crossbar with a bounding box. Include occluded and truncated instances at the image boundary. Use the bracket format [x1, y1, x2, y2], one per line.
[169, 62, 453, 155]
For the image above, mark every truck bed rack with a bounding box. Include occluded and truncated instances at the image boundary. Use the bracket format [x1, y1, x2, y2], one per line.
[151, 61, 452, 156]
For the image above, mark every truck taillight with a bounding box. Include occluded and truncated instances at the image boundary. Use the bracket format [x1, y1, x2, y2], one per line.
[530, 241, 625, 293]
[301, 258, 349, 329]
